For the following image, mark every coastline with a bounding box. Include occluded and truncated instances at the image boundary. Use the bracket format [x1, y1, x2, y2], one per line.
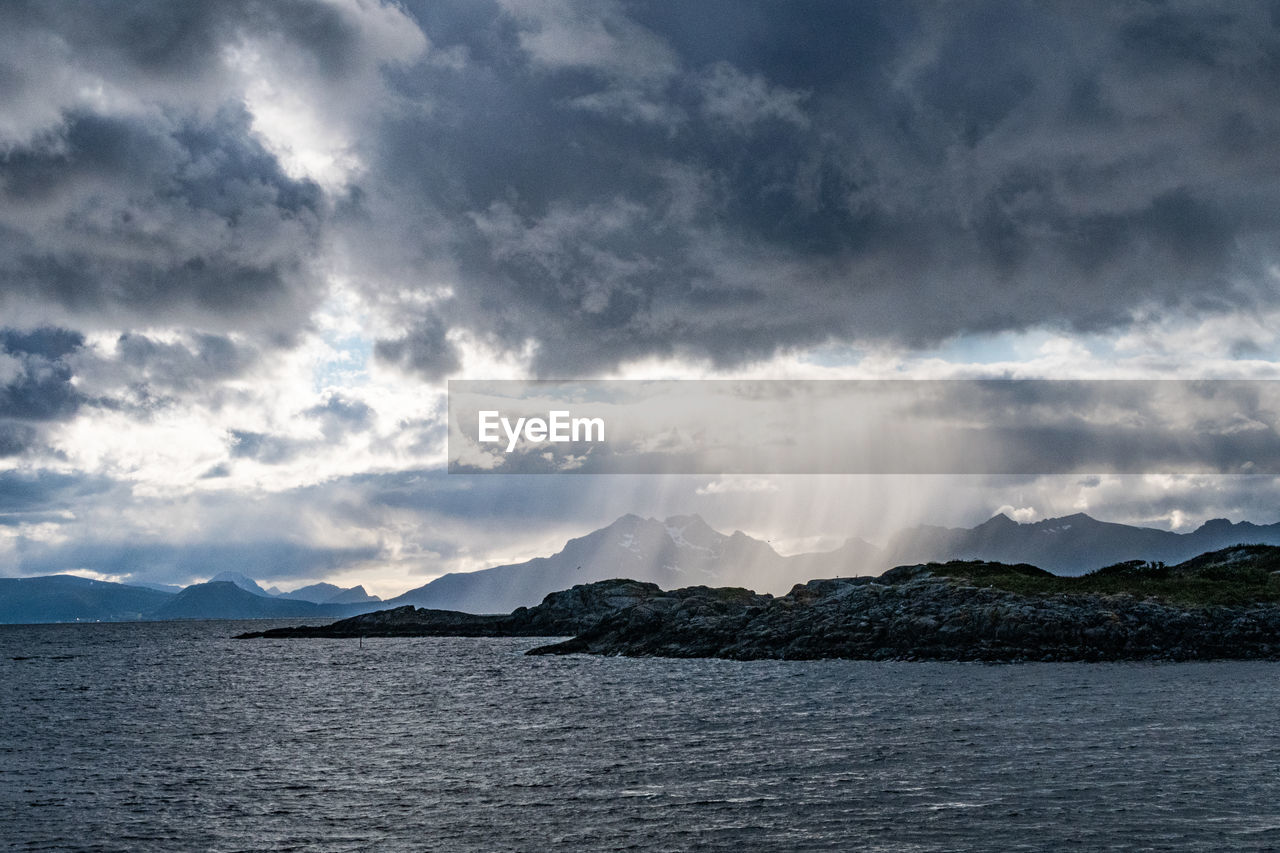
[239, 545, 1280, 662]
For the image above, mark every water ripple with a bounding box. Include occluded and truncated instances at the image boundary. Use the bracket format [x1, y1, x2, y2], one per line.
[1, 623, 1278, 851]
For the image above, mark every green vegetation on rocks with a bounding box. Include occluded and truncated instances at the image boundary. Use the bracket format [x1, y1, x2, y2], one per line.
[922, 544, 1280, 607]
[241, 545, 1280, 661]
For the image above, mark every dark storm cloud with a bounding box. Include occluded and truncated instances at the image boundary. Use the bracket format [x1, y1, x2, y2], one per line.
[353, 0, 1280, 372]
[0, 108, 324, 333]
[0, 468, 113, 514]
[0, 0, 423, 354]
[228, 397, 374, 462]
[374, 316, 462, 381]
[14, 539, 381, 586]
[0, 328, 84, 361]
[4, 0, 1280, 591]
[0, 0, 367, 97]
[113, 332, 257, 392]
[0, 328, 86, 455]
[0, 422, 37, 458]
[7, 0, 1277, 375]
[305, 394, 374, 441]
[2, 326, 259, 446]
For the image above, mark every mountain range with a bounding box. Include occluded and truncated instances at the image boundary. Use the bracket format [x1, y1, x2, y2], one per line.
[209, 572, 380, 605]
[880, 513, 1280, 574]
[382, 511, 1280, 613]
[151, 582, 361, 621]
[0, 573, 380, 624]
[2, 512, 1280, 622]
[380, 514, 878, 613]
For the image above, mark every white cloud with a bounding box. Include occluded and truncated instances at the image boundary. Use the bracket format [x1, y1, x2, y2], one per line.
[500, 0, 678, 82]
[225, 0, 429, 191]
[696, 478, 780, 495]
[697, 62, 809, 131]
[995, 504, 1040, 523]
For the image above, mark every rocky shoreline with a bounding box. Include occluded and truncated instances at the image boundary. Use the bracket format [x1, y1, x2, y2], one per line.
[240, 545, 1280, 661]
[234, 579, 713, 639]
[527, 572, 1280, 661]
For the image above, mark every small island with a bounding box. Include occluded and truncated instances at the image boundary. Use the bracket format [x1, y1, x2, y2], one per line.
[238, 544, 1280, 661]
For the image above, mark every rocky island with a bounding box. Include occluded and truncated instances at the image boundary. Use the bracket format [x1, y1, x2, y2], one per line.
[239, 545, 1280, 661]
[234, 579, 727, 639]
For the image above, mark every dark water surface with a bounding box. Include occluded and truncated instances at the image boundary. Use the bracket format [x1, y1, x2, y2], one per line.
[2, 621, 1279, 852]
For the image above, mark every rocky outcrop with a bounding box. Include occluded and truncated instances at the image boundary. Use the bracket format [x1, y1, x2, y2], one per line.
[528, 548, 1280, 661]
[240, 546, 1280, 661]
[527, 576, 1280, 661]
[235, 578, 762, 639]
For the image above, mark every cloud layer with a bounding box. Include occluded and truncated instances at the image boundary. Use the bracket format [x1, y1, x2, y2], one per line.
[5, 1, 1280, 367]
[360, 0, 1280, 372]
[2, 1, 1280, 591]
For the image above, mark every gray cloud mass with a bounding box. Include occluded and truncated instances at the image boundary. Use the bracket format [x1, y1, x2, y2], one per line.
[2, 0, 1276, 369]
[0, 108, 324, 336]
[1, 1, 1280, 588]
[0, 327, 86, 456]
[359, 0, 1280, 372]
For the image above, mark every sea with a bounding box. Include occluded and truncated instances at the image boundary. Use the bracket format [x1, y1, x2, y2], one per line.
[2, 621, 1278, 852]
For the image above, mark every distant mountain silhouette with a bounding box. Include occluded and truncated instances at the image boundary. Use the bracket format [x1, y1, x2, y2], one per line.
[274, 582, 381, 605]
[5, 512, 1280, 622]
[0, 576, 377, 624]
[273, 582, 344, 603]
[207, 572, 273, 597]
[203, 573, 380, 606]
[0, 576, 175, 623]
[321, 585, 380, 605]
[881, 512, 1280, 575]
[784, 536, 883, 581]
[380, 512, 1280, 612]
[151, 582, 351, 621]
[383, 513, 871, 612]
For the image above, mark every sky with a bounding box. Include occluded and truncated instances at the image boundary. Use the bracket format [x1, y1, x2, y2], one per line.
[2, 0, 1280, 596]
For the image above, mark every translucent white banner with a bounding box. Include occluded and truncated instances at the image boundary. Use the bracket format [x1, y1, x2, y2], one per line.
[448, 380, 1280, 474]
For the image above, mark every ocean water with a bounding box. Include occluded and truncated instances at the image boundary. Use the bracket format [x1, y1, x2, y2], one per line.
[2, 622, 1278, 852]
